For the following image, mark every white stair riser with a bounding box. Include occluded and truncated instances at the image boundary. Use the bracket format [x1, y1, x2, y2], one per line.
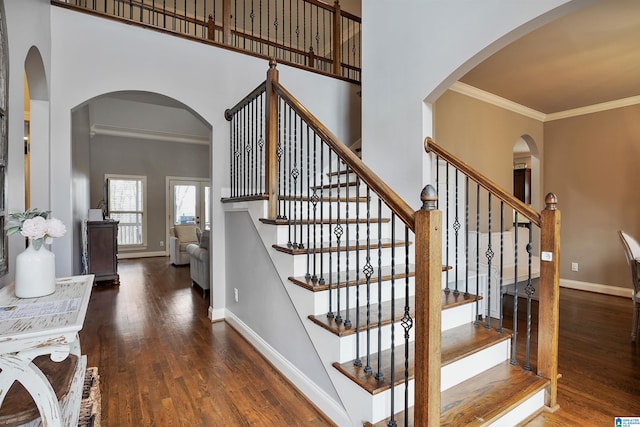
[442, 303, 477, 331]
[311, 277, 416, 315]
[488, 389, 546, 427]
[273, 221, 389, 245]
[335, 321, 416, 364]
[441, 339, 510, 391]
[289, 246, 416, 277]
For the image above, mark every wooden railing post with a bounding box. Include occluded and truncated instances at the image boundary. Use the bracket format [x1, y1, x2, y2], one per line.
[308, 46, 315, 69]
[265, 59, 279, 219]
[414, 185, 442, 427]
[332, 1, 342, 76]
[537, 193, 561, 410]
[222, 0, 232, 45]
[207, 14, 214, 41]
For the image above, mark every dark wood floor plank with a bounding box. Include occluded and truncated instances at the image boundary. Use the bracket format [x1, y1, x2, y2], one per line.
[79, 257, 333, 426]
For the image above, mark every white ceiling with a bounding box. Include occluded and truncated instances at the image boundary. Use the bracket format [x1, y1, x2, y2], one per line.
[459, 0, 640, 115]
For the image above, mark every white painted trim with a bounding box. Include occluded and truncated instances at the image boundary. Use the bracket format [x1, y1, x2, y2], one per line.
[449, 81, 546, 121]
[90, 123, 209, 145]
[545, 95, 640, 122]
[560, 279, 633, 299]
[208, 306, 224, 322]
[117, 251, 167, 259]
[450, 82, 640, 122]
[224, 310, 351, 427]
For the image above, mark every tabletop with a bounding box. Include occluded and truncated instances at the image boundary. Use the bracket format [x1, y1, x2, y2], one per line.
[0, 275, 94, 354]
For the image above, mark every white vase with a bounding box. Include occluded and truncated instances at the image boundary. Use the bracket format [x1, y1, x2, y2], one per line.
[15, 241, 56, 298]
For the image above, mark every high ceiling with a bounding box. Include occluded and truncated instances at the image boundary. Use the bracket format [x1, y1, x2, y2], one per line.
[459, 0, 640, 115]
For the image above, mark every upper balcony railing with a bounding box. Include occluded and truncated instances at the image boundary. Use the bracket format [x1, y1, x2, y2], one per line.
[53, 0, 362, 83]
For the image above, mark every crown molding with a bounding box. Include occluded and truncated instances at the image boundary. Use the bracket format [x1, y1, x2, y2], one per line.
[449, 81, 640, 122]
[449, 81, 546, 121]
[90, 124, 209, 145]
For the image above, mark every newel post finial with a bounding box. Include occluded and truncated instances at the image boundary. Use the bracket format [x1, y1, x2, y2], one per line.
[269, 58, 277, 69]
[544, 192, 558, 210]
[420, 185, 438, 211]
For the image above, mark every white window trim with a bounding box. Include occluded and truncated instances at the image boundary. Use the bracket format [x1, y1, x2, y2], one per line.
[106, 174, 148, 249]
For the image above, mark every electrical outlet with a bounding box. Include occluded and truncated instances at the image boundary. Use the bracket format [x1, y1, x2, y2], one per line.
[571, 262, 579, 272]
[159, 240, 164, 247]
[234, 288, 239, 302]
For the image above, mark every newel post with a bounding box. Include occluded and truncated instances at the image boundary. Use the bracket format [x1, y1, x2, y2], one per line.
[332, 1, 342, 76]
[265, 60, 279, 219]
[537, 193, 561, 410]
[207, 14, 214, 41]
[414, 185, 442, 427]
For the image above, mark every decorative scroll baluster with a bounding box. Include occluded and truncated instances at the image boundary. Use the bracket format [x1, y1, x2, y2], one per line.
[334, 162, 343, 324]
[511, 211, 519, 366]
[363, 187, 373, 374]
[318, 138, 325, 285]
[524, 223, 534, 371]
[387, 213, 396, 427]
[485, 193, 493, 328]
[444, 161, 450, 292]
[305, 125, 313, 280]
[453, 170, 460, 295]
[354, 178, 362, 367]
[375, 198, 383, 382]
[277, 98, 284, 219]
[498, 202, 505, 333]
[401, 228, 412, 427]
[327, 148, 334, 318]
[344, 166, 352, 328]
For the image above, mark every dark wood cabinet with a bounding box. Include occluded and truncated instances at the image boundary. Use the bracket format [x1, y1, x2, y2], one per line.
[513, 168, 531, 204]
[87, 220, 119, 284]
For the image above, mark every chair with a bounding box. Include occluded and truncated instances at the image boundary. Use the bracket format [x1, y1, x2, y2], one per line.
[618, 230, 640, 342]
[187, 230, 210, 297]
[169, 224, 200, 265]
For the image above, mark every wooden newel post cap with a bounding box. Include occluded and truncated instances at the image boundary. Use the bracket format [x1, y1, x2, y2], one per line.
[420, 184, 438, 211]
[544, 193, 558, 211]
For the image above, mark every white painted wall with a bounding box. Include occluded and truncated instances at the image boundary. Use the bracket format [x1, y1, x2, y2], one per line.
[360, 0, 591, 208]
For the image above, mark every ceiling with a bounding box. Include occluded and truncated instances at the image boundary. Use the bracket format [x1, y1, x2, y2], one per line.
[459, 0, 640, 115]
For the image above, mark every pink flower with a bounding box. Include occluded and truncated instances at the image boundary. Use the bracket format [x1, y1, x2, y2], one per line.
[20, 216, 48, 240]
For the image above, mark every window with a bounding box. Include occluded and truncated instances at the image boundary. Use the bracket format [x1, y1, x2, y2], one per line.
[0, 1, 7, 276]
[106, 175, 147, 248]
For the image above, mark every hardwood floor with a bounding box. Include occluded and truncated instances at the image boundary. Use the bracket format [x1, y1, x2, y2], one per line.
[80, 257, 640, 426]
[79, 257, 332, 426]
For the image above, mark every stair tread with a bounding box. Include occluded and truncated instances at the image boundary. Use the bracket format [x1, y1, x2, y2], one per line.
[365, 363, 548, 426]
[312, 181, 360, 190]
[309, 291, 480, 337]
[278, 194, 368, 202]
[273, 238, 411, 255]
[290, 264, 415, 291]
[260, 217, 390, 225]
[333, 322, 510, 395]
[290, 264, 449, 291]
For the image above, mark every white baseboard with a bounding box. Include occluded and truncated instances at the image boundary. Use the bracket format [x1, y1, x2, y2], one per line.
[208, 306, 225, 322]
[117, 251, 167, 259]
[224, 310, 351, 426]
[560, 279, 632, 299]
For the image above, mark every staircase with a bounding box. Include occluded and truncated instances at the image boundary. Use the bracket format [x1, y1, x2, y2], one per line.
[229, 166, 549, 426]
[222, 62, 561, 426]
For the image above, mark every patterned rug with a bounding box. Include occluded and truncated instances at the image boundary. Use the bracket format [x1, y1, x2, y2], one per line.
[78, 367, 101, 427]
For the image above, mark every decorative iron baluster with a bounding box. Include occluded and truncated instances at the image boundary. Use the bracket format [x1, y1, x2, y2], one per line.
[363, 187, 373, 374]
[353, 177, 361, 367]
[472, 181, 479, 319]
[498, 202, 505, 333]
[277, 98, 284, 219]
[298, 114, 304, 250]
[259, 93, 264, 194]
[375, 198, 383, 381]
[485, 192, 494, 329]
[401, 226, 413, 427]
[511, 211, 519, 366]
[290, 109, 299, 248]
[305, 124, 313, 280]
[524, 223, 534, 371]
[344, 166, 352, 328]
[444, 161, 450, 292]
[318, 135, 325, 285]
[334, 161, 343, 324]
[387, 213, 396, 427]
[327, 149, 334, 318]
[453, 169, 460, 295]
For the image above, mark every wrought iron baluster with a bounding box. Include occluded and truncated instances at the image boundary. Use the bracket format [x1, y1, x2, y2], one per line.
[334, 161, 343, 324]
[353, 177, 361, 367]
[363, 187, 373, 374]
[375, 199, 383, 381]
[498, 203, 505, 333]
[485, 193, 494, 329]
[445, 161, 450, 292]
[298, 114, 304, 250]
[327, 149, 334, 318]
[308, 129, 318, 282]
[305, 124, 312, 280]
[387, 213, 396, 427]
[259, 93, 264, 194]
[511, 211, 519, 366]
[344, 166, 352, 328]
[453, 169, 460, 295]
[402, 226, 413, 427]
[287, 104, 294, 247]
[277, 98, 284, 219]
[472, 182, 479, 323]
[524, 223, 534, 371]
[318, 137, 325, 286]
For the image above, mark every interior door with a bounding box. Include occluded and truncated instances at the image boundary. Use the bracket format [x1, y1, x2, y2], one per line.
[168, 179, 210, 230]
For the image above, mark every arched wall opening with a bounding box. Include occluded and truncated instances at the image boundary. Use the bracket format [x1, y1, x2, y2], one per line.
[70, 91, 212, 276]
[24, 45, 49, 212]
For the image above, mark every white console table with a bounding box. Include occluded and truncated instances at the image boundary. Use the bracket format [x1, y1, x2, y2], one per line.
[0, 275, 93, 427]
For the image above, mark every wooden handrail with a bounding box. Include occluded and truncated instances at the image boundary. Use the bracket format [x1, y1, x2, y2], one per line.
[424, 137, 541, 227]
[271, 76, 416, 230]
[224, 81, 267, 120]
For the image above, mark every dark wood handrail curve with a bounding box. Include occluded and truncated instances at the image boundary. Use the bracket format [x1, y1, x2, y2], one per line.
[224, 81, 267, 120]
[424, 137, 541, 227]
[272, 79, 416, 230]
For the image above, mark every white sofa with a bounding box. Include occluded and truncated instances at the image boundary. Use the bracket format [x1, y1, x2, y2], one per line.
[468, 226, 540, 318]
[187, 230, 210, 296]
[169, 225, 200, 265]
